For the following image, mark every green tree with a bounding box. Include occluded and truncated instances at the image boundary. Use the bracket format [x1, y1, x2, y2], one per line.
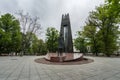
[85, 1, 120, 56]
[34, 39, 47, 55]
[0, 13, 21, 55]
[46, 27, 59, 52]
[20, 32, 47, 55]
[74, 31, 87, 54]
[22, 32, 38, 55]
[17, 11, 42, 55]
[83, 25, 100, 56]
[31, 33, 39, 55]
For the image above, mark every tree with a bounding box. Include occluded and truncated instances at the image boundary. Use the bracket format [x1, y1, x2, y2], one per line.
[46, 27, 59, 52]
[85, 1, 120, 56]
[106, 0, 120, 16]
[26, 33, 47, 55]
[33, 39, 47, 55]
[21, 32, 47, 55]
[74, 31, 87, 54]
[83, 25, 100, 56]
[0, 13, 21, 55]
[31, 33, 39, 55]
[16, 11, 42, 55]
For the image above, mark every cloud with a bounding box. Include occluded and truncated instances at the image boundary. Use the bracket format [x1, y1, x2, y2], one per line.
[0, 0, 104, 40]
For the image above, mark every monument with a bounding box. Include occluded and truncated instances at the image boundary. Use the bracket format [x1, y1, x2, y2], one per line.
[45, 14, 83, 62]
[60, 13, 73, 53]
[35, 14, 93, 64]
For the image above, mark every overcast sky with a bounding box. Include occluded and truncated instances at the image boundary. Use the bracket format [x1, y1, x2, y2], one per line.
[0, 0, 104, 40]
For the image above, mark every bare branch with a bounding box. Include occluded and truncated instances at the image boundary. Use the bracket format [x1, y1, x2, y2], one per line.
[16, 10, 42, 54]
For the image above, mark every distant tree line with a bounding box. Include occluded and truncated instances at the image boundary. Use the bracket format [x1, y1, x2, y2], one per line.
[0, 12, 47, 56]
[0, 11, 59, 56]
[0, 0, 119, 57]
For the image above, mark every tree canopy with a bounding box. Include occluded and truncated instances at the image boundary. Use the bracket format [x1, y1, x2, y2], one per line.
[46, 27, 59, 52]
[74, 31, 87, 54]
[79, 0, 120, 56]
[0, 13, 21, 55]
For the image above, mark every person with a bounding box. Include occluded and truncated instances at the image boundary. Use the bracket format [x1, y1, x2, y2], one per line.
[58, 34, 64, 56]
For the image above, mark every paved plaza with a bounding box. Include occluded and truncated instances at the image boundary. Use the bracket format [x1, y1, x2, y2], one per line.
[0, 56, 120, 80]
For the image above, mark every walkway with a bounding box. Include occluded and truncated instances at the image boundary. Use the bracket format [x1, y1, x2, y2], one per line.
[0, 56, 120, 80]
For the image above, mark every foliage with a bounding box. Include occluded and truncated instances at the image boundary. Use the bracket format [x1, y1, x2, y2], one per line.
[0, 13, 21, 55]
[17, 11, 42, 54]
[83, 25, 100, 56]
[0, 12, 46, 56]
[46, 27, 59, 52]
[35, 40, 47, 55]
[32, 34, 47, 55]
[84, 0, 120, 56]
[21, 33, 47, 55]
[74, 31, 87, 54]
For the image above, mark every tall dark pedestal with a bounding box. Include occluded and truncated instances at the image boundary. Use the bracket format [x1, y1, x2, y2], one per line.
[60, 14, 73, 53]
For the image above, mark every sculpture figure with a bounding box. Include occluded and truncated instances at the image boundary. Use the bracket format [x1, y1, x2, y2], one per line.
[58, 34, 64, 56]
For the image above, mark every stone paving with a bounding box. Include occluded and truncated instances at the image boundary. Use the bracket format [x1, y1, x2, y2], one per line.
[0, 56, 120, 80]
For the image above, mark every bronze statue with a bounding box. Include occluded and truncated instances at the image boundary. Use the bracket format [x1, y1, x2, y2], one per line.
[58, 35, 64, 56]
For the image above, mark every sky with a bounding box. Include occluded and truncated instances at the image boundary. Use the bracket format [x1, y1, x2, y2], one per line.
[0, 0, 105, 40]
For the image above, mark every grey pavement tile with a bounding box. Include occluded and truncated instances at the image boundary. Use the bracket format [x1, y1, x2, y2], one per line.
[40, 77, 52, 80]
[115, 73, 120, 78]
[105, 77, 120, 80]
[0, 56, 120, 80]
[0, 78, 6, 80]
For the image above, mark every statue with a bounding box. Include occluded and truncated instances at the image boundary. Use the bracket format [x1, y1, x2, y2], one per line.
[58, 34, 64, 56]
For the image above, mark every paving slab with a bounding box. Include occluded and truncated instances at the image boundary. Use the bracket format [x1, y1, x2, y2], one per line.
[0, 56, 120, 80]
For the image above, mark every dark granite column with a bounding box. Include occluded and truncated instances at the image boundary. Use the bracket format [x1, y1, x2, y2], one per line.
[60, 13, 73, 53]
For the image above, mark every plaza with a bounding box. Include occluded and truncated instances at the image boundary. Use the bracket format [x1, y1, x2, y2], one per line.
[0, 56, 120, 80]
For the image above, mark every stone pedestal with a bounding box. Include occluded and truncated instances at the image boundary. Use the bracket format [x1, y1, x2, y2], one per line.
[50, 56, 66, 62]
